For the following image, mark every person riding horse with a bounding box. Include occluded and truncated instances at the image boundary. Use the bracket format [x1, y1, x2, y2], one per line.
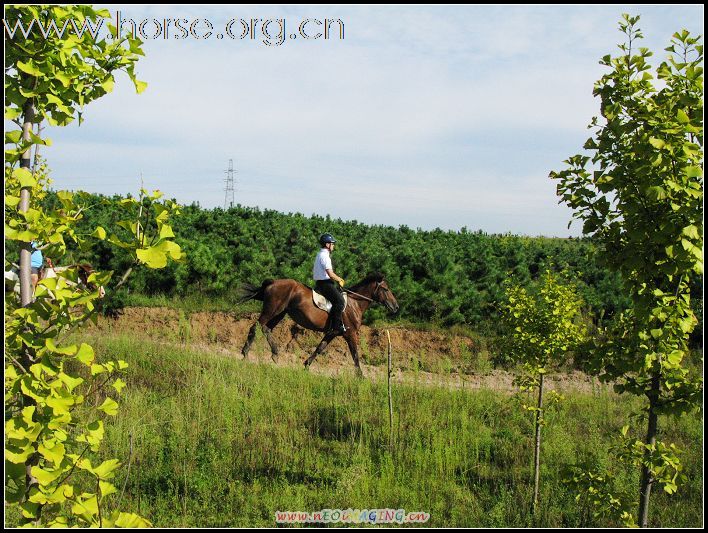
[313, 233, 346, 335]
[240, 271, 399, 376]
[6, 260, 105, 301]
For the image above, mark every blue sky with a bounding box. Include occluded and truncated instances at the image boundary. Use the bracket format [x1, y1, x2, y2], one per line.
[32, 5, 704, 236]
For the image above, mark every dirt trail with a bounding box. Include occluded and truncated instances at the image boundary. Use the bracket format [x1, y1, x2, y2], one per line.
[89, 307, 611, 395]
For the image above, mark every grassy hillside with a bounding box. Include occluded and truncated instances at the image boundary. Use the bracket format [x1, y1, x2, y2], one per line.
[7, 330, 698, 528]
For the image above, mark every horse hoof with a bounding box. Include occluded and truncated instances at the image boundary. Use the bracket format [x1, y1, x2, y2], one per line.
[242, 352, 248, 359]
[303, 361, 311, 371]
[355, 368, 364, 378]
[271, 354, 279, 363]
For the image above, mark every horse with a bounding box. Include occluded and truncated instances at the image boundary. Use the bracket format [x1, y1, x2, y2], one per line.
[43, 263, 106, 299]
[5, 263, 105, 301]
[239, 272, 399, 376]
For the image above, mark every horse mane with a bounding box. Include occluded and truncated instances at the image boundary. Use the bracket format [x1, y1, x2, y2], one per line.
[350, 272, 385, 290]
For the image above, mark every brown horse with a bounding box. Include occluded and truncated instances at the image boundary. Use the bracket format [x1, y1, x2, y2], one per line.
[43, 263, 106, 298]
[239, 272, 399, 376]
[6, 262, 105, 300]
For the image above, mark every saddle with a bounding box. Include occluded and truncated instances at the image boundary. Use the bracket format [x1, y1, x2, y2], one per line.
[312, 289, 348, 313]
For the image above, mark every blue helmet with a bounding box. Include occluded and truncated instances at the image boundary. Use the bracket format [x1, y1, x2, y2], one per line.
[319, 233, 336, 246]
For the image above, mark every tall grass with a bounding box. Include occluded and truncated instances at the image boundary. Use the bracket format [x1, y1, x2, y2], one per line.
[9, 332, 702, 528]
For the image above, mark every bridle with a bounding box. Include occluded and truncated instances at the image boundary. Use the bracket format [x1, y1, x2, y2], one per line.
[344, 281, 390, 305]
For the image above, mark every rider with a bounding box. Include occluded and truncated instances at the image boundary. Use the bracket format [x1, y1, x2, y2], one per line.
[30, 240, 43, 292]
[313, 233, 347, 335]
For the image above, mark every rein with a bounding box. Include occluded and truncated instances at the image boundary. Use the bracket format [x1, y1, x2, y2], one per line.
[343, 288, 375, 303]
[344, 281, 387, 304]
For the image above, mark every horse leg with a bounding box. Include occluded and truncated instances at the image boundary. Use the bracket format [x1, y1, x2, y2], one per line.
[344, 331, 364, 378]
[263, 312, 286, 362]
[286, 323, 303, 352]
[241, 322, 259, 359]
[304, 332, 336, 370]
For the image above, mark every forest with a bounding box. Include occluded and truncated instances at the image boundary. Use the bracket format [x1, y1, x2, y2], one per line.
[30, 192, 641, 329]
[7, 191, 694, 343]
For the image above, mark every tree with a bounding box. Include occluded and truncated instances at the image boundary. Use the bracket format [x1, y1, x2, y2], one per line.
[5, 5, 182, 526]
[5, 3, 146, 306]
[501, 271, 586, 515]
[550, 15, 702, 527]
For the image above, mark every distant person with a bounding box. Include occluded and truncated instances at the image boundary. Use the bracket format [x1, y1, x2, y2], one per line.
[30, 240, 43, 292]
[313, 233, 346, 334]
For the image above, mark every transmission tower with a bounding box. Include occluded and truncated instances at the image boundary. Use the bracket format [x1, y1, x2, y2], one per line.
[224, 158, 236, 209]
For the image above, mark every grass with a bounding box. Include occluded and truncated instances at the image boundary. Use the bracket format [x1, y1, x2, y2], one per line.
[11, 330, 700, 528]
[122, 291, 260, 316]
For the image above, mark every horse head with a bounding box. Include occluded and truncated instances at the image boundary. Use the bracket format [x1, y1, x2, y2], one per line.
[369, 273, 400, 314]
[44, 264, 106, 299]
[76, 264, 106, 298]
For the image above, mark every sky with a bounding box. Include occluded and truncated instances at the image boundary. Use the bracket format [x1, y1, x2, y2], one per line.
[20, 4, 705, 237]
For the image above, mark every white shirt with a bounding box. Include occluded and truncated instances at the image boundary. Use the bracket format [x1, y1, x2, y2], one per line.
[313, 248, 333, 281]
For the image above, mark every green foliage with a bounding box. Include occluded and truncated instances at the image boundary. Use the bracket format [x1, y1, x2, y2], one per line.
[550, 14, 703, 524]
[4, 185, 182, 527]
[4, 4, 182, 527]
[4, 4, 146, 132]
[551, 16, 703, 399]
[105, 189, 184, 269]
[502, 271, 587, 374]
[563, 465, 637, 527]
[563, 421, 687, 528]
[502, 271, 587, 512]
[35, 194, 658, 338]
[614, 425, 685, 496]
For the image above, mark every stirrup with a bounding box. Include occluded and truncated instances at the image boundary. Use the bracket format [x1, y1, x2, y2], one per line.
[328, 323, 346, 335]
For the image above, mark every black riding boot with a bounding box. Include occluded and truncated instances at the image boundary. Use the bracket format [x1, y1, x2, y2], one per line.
[316, 279, 346, 335]
[330, 314, 346, 335]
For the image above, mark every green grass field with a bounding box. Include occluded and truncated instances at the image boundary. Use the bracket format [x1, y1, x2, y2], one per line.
[11, 329, 698, 528]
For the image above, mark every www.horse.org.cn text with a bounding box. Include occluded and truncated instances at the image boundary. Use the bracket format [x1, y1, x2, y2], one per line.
[3, 11, 345, 46]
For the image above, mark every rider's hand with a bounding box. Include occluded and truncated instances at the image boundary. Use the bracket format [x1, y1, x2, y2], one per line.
[338, 279, 345, 288]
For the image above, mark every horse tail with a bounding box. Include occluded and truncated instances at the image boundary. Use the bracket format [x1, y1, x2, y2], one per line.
[239, 279, 274, 303]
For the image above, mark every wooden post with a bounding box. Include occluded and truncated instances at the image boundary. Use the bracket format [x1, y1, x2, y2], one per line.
[532, 372, 544, 514]
[386, 330, 393, 451]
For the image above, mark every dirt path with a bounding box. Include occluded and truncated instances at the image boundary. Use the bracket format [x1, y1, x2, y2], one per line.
[193, 340, 606, 395]
[90, 307, 612, 395]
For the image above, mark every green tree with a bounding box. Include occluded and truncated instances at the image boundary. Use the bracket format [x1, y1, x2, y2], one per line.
[5, 5, 182, 527]
[501, 271, 586, 515]
[32, 188, 647, 333]
[550, 15, 703, 527]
